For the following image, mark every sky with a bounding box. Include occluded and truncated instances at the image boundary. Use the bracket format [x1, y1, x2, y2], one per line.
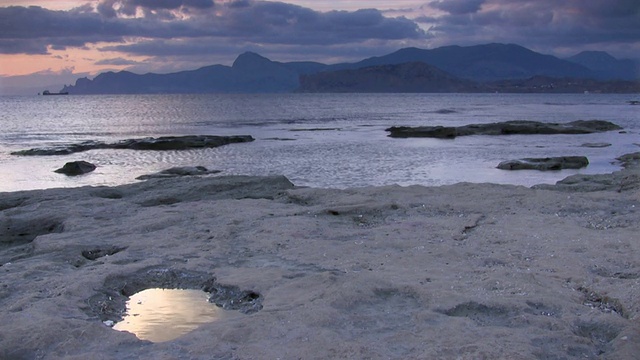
[1, 0, 639, 93]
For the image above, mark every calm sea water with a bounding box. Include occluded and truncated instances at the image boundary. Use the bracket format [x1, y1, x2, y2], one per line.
[0, 93, 638, 192]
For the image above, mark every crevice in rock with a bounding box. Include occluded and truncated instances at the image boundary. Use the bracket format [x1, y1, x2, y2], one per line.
[81, 246, 128, 261]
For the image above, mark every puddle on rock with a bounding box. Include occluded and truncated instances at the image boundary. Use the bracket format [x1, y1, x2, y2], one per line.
[112, 288, 237, 342]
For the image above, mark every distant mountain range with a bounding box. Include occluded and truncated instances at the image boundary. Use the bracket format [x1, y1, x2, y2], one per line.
[61, 43, 640, 94]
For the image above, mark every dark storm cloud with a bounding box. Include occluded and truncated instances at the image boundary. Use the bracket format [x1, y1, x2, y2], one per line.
[423, 0, 640, 57]
[125, 0, 215, 10]
[0, 2, 424, 55]
[2, 0, 638, 61]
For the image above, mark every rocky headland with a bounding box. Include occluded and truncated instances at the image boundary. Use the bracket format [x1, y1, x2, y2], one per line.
[1, 151, 639, 359]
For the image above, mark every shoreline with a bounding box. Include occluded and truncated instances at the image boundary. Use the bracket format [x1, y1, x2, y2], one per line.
[1, 154, 639, 359]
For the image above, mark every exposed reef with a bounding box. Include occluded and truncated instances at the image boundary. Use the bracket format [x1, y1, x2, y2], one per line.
[11, 135, 255, 156]
[386, 120, 622, 138]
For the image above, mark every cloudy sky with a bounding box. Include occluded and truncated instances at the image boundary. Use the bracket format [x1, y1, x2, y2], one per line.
[1, 0, 639, 90]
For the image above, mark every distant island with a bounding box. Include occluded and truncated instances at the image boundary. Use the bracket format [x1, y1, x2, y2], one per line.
[59, 43, 640, 94]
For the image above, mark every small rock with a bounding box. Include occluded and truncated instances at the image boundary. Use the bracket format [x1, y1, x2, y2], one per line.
[54, 161, 97, 176]
[103, 320, 115, 327]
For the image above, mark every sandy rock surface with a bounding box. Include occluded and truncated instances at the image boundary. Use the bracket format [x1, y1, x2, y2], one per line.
[1, 165, 639, 359]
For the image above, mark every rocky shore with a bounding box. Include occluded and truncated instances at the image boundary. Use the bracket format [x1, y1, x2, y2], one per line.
[1, 153, 639, 359]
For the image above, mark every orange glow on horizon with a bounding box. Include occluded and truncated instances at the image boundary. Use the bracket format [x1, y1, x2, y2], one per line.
[1, 44, 149, 77]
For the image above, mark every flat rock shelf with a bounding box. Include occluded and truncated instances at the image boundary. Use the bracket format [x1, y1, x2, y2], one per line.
[0, 155, 639, 359]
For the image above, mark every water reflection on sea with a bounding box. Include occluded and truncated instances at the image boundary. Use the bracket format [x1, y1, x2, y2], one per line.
[0, 93, 638, 192]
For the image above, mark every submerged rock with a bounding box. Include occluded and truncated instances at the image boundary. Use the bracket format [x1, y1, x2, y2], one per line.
[136, 166, 222, 180]
[54, 161, 97, 176]
[386, 120, 622, 138]
[581, 142, 612, 148]
[12, 135, 254, 156]
[497, 156, 589, 171]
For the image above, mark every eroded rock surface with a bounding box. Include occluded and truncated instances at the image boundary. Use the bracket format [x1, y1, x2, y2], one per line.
[0, 169, 638, 359]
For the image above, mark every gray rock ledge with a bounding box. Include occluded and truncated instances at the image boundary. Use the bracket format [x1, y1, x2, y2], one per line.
[386, 120, 622, 138]
[11, 135, 255, 156]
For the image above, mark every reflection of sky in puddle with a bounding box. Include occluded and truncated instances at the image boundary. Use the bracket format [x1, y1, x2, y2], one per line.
[113, 288, 231, 342]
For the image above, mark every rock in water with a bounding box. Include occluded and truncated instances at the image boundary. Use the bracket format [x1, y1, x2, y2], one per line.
[497, 156, 589, 171]
[386, 120, 622, 138]
[136, 166, 222, 180]
[54, 161, 97, 176]
[11, 135, 255, 156]
[581, 142, 612, 148]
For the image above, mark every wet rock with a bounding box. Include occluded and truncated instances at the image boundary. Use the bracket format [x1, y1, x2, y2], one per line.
[12, 135, 254, 156]
[497, 156, 589, 171]
[386, 120, 622, 138]
[534, 152, 640, 192]
[386, 125, 457, 138]
[136, 166, 221, 180]
[54, 161, 97, 175]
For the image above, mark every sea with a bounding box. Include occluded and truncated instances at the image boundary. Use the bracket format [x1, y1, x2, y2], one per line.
[0, 93, 638, 193]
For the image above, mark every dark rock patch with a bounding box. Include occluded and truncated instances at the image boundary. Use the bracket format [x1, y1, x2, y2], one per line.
[203, 280, 263, 314]
[289, 128, 341, 132]
[386, 120, 622, 138]
[524, 301, 562, 318]
[497, 156, 589, 171]
[82, 246, 127, 261]
[90, 189, 124, 199]
[590, 265, 640, 280]
[262, 137, 297, 141]
[0, 215, 64, 249]
[578, 287, 627, 318]
[86, 267, 263, 322]
[138, 197, 182, 207]
[54, 161, 97, 176]
[12, 135, 254, 156]
[432, 109, 457, 114]
[0, 197, 27, 211]
[573, 320, 622, 355]
[439, 301, 523, 327]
